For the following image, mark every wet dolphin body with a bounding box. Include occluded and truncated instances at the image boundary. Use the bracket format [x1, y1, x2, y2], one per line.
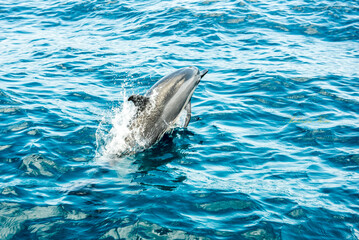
[124, 66, 208, 153]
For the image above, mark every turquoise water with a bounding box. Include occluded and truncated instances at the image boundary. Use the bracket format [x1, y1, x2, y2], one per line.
[1, 0, 359, 239]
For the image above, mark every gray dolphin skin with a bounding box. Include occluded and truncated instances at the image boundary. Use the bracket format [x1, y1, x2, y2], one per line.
[125, 66, 208, 153]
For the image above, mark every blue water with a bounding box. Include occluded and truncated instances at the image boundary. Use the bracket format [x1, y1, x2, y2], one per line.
[1, 0, 359, 239]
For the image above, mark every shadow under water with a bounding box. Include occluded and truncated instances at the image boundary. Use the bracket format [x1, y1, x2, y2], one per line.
[112, 129, 192, 191]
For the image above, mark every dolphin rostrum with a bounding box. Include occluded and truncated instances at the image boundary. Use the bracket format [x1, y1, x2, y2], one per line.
[123, 66, 208, 154]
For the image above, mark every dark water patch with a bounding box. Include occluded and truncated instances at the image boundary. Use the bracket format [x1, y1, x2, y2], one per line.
[65, 91, 104, 103]
[198, 199, 256, 213]
[193, 191, 260, 215]
[328, 154, 359, 169]
[0, 202, 90, 240]
[287, 207, 307, 219]
[19, 154, 63, 178]
[100, 218, 212, 240]
[0, 107, 23, 115]
[282, 207, 358, 240]
[241, 221, 278, 240]
[0, 90, 22, 106]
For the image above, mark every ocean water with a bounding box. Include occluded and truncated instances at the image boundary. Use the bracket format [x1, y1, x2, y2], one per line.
[1, 0, 359, 239]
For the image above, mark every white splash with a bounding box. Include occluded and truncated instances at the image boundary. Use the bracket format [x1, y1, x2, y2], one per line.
[95, 92, 137, 161]
[96, 90, 188, 162]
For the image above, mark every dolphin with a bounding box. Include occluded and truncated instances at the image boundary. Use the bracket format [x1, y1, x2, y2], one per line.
[123, 66, 208, 154]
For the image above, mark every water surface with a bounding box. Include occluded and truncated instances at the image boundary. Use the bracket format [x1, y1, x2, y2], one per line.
[1, 0, 359, 239]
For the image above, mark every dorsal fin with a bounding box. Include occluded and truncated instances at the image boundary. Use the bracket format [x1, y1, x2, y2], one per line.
[128, 94, 149, 111]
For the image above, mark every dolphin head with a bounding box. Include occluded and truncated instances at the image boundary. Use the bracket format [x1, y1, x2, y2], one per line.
[181, 66, 208, 87]
[147, 66, 208, 101]
[161, 66, 207, 105]
[143, 66, 207, 125]
[171, 66, 208, 94]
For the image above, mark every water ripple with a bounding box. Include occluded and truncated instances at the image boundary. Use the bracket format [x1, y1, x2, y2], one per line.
[1, 0, 359, 239]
